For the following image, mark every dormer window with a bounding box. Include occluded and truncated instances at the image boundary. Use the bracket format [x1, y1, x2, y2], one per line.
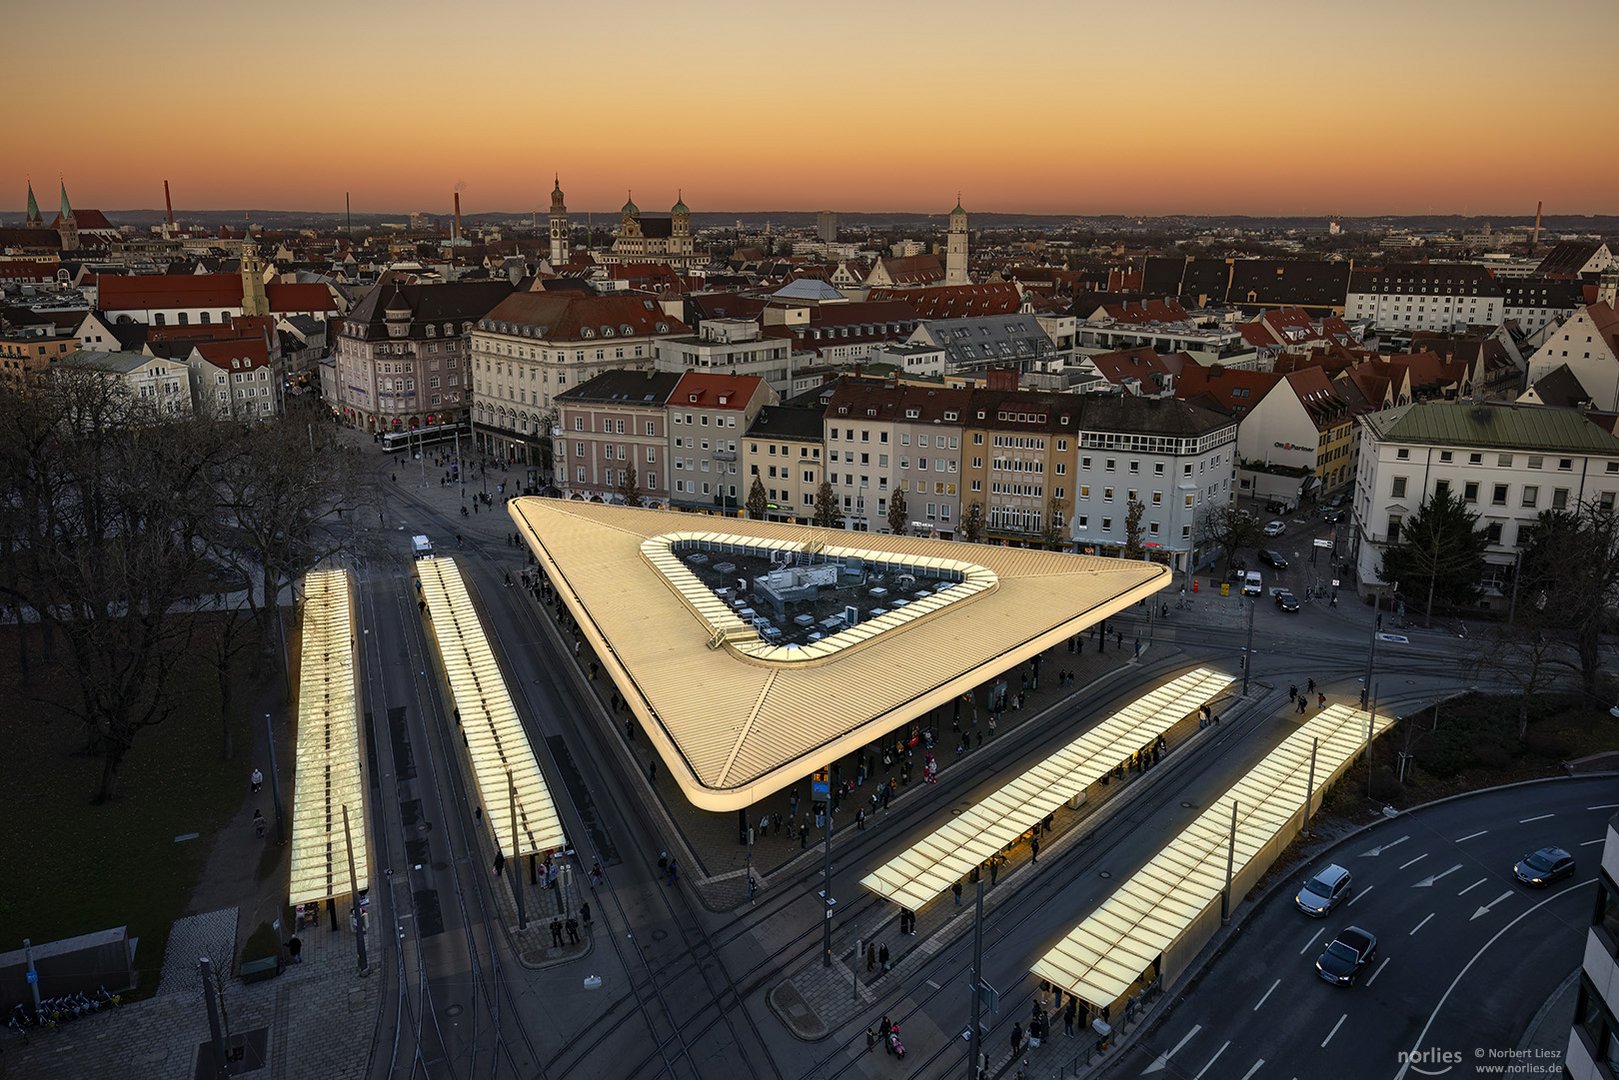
[426, 325, 436, 337]
[689, 394, 699, 403]
[620, 324, 634, 336]
[581, 328, 595, 338]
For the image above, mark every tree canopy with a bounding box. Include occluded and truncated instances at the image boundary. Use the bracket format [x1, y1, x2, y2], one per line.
[745, 476, 768, 520]
[1378, 488, 1488, 624]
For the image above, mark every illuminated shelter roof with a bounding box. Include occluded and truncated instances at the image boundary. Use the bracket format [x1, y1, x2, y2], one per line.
[416, 557, 566, 859]
[510, 498, 1171, 812]
[288, 569, 369, 907]
[861, 668, 1235, 911]
[1030, 703, 1393, 1008]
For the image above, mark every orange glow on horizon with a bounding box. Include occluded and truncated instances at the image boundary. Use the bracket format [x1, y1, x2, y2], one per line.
[6, 0, 1617, 218]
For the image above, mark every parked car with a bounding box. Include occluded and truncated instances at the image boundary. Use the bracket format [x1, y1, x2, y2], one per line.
[1275, 590, 1301, 613]
[1242, 570, 1263, 596]
[1513, 847, 1575, 887]
[1295, 864, 1352, 916]
[1263, 520, 1286, 537]
[1260, 549, 1288, 569]
[1315, 927, 1378, 985]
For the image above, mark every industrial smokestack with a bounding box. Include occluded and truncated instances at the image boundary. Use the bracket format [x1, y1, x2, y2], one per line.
[163, 180, 174, 230]
[453, 192, 462, 246]
[1531, 200, 1543, 252]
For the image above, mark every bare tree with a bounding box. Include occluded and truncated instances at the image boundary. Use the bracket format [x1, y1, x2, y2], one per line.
[1194, 503, 1260, 577]
[961, 501, 984, 543]
[1041, 493, 1063, 549]
[746, 476, 768, 520]
[1520, 501, 1619, 693]
[887, 488, 908, 536]
[616, 461, 643, 509]
[812, 480, 838, 528]
[1468, 619, 1564, 743]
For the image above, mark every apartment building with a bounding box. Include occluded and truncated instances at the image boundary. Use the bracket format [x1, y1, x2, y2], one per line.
[1352, 402, 1619, 599]
[1345, 263, 1505, 332]
[666, 371, 777, 513]
[741, 406, 824, 523]
[1564, 812, 1619, 1079]
[552, 369, 682, 505]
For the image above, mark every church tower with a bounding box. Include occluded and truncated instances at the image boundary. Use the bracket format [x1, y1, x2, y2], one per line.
[548, 176, 569, 268]
[945, 195, 968, 285]
[670, 191, 691, 264]
[57, 180, 79, 252]
[240, 239, 269, 317]
[25, 181, 42, 228]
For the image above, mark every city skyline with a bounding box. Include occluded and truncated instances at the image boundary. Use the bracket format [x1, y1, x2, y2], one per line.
[6, 0, 1616, 218]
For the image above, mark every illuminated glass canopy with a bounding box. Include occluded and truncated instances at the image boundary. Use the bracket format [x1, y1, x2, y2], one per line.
[288, 568, 368, 907]
[417, 556, 565, 859]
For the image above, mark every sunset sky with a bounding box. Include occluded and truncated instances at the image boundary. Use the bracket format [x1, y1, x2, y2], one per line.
[8, 0, 1615, 217]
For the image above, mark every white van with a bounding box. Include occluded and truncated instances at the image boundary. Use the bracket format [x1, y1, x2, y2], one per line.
[411, 535, 433, 560]
[1241, 570, 1263, 596]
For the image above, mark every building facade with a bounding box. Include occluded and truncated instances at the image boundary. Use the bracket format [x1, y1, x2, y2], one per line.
[742, 405, 825, 522]
[1525, 298, 1619, 412]
[548, 178, 569, 269]
[653, 319, 797, 392]
[1565, 812, 1619, 1079]
[944, 199, 969, 286]
[334, 280, 514, 433]
[666, 371, 777, 513]
[604, 194, 701, 269]
[553, 369, 681, 505]
[56, 350, 193, 418]
[471, 291, 686, 469]
[187, 339, 280, 419]
[1351, 402, 1619, 599]
[1345, 263, 1505, 332]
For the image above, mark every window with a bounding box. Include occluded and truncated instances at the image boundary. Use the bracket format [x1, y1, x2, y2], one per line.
[1435, 480, 1450, 498]
[1602, 492, 1616, 512]
[1553, 488, 1569, 510]
[1395, 448, 1409, 460]
[1079, 485, 1090, 499]
[1101, 518, 1112, 531]
[1527, 455, 1543, 470]
[1387, 515, 1402, 544]
[1463, 481, 1479, 503]
[1559, 458, 1573, 471]
[1439, 451, 1453, 463]
[1391, 477, 1407, 498]
[1491, 484, 1507, 506]
[1485, 522, 1502, 544]
[1497, 454, 1512, 468]
[1468, 453, 1482, 465]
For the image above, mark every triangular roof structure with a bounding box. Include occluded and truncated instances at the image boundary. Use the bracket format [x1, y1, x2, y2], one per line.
[512, 499, 1169, 810]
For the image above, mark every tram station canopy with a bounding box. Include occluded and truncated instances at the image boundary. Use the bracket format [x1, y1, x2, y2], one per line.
[288, 569, 368, 907]
[511, 498, 1171, 812]
[1031, 703, 1393, 1009]
[417, 556, 565, 859]
[860, 667, 1234, 911]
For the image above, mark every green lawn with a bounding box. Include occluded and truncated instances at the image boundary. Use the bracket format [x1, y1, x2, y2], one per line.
[0, 623, 262, 998]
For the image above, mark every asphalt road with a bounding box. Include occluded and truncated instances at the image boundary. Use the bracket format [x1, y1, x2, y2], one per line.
[1107, 778, 1615, 1080]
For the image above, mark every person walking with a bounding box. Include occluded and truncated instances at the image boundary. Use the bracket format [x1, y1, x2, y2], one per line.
[284, 935, 302, 965]
[1307, 677, 1316, 694]
[1318, 692, 1327, 710]
[1289, 684, 1298, 703]
[580, 903, 592, 931]
[866, 942, 877, 971]
[953, 881, 963, 907]
[1030, 835, 1040, 863]
[565, 917, 580, 944]
[880, 1015, 893, 1054]
[549, 918, 563, 947]
[799, 821, 809, 850]
[665, 859, 678, 885]
[1011, 1021, 1024, 1057]
[1064, 997, 1077, 1036]
[589, 862, 604, 888]
[251, 767, 263, 793]
[494, 851, 505, 877]
[879, 943, 891, 971]
[253, 809, 266, 838]
[856, 808, 866, 831]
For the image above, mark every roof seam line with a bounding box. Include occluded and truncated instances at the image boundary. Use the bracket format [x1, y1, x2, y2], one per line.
[717, 670, 778, 788]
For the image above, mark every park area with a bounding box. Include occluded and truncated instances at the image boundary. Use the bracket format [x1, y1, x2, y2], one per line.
[0, 619, 272, 997]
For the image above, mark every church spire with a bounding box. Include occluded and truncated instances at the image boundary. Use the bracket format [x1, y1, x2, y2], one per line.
[58, 179, 74, 222]
[25, 180, 41, 227]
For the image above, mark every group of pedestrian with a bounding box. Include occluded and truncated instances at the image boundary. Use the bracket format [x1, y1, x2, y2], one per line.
[865, 941, 892, 973]
[1289, 679, 1327, 714]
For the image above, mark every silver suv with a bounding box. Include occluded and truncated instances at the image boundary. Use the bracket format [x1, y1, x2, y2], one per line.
[1295, 864, 1352, 917]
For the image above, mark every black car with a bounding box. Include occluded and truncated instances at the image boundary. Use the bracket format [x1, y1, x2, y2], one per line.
[1260, 549, 1288, 569]
[1322, 509, 1346, 524]
[1315, 926, 1377, 985]
[1513, 847, 1575, 887]
[1275, 590, 1300, 613]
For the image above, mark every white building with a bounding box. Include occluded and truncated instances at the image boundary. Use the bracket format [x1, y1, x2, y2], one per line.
[1562, 810, 1619, 1079]
[866, 342, 947, 378]
[944, 199, 969, 286]
[1524, 292, 1619, 411]
[1345, 263, 1505, 332]
[187, 340, 281, 419]
[471, 290, 686, 466]
[1069, 396, 1238, 574]
[1351, 401, 1619, 600]
[653, 318, 797, 392]
[55, 349, 193, 418]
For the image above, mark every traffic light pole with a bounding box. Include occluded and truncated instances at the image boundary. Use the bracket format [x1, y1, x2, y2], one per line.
[821, 805, 833, 968]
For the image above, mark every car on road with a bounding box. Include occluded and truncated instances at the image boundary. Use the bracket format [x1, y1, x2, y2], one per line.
[1295, 864, 1352, 916]
[1274, 590, 1301, 613]
[1242, 570, 1263, 596]
[1513, 846, 1575, 887]
[1259, 549, 1288, 569]
[1322, 508, 1346, 523]
[1315, 926, 1377, 985]
[1263, 520, 1286, 537]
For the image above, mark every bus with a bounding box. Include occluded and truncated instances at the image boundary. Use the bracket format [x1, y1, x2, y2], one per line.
[380, 421, 469, 454]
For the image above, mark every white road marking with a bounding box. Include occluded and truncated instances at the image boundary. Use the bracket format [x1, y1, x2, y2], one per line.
[1253, 978, 1281, 1012]
[1458, 878, 1488, 897]
[1299, 927, 1326, 955]
[1366, 956, 1391, 987]
[1192, 1041, 1230, 1080]
[1414, 864, 1462, 888]
[1392, 882, 1595, 1080]
[1581, 838, 1605, 847]
[1471, 891, 1514, 921]
[1519, 813, 1554, 823]
[1359, 835, 1409, 857]
[1409, 912, 1435, 936]
[1398, 853, 1427, 870]
[1455, 830, 1488, 842]
[1239, 1061, 1265, 1080]
[1321, 1013, 1347, 1047]
[1587, 804, 1619, 811]
[1142, 1024, 1201, 1074]
[1347, 885, 1373, 907]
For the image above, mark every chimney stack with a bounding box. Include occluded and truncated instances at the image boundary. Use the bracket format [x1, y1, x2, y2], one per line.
[1531, 200, 1543, 252]
[163, 180, 174, 232]
[453, 192, 462, 246]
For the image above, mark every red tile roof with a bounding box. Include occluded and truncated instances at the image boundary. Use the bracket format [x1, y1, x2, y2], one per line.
[669, 371, 767, 411]
[266, 282, 337, 313]
[868, 283, 1020, 319]
[1173, 364, 1282, 415]
[99, 273, 242, 311]
[51, 209, 116, 231]
[1088, 347, 1174, 387]
[480, 291, 687, 342]
[1098, 297, 1189, 324]
[192, 339, 270, 371]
